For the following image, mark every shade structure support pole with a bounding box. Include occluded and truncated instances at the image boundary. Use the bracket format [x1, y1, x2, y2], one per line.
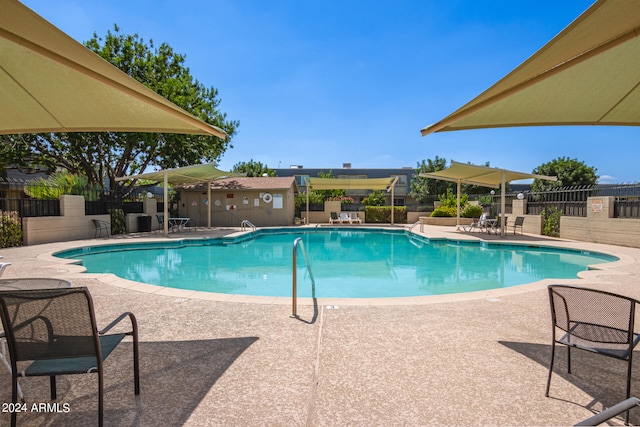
[456, 181, 461, 231]
[500, 173, 506, 237]
[306, 185, 309, 225]
[163, 172, 169, 236]
[207, 180, 212, 228]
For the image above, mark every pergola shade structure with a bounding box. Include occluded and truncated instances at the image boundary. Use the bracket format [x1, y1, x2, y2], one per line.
[0, 0, 226, 137]
[116, 164, 239, 235]
[421, 0, 640, 135]
[306, 177, 399, 224]
[420, 161, 556, 235]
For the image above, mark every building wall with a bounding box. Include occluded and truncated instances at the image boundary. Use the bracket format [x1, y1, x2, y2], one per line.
[180, 187, 296, 227]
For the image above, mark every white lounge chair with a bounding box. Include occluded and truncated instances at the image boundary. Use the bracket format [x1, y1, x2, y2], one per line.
[349, 212, 361, 224]
[329, 212, 341, 224]
[339, 212, 350, 223]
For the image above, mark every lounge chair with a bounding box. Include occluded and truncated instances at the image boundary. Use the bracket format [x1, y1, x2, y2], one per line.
[463, 216, 479, 232]
[329, 212, 341, 224]
[546, 285, 640, 424]
[92, 219, 110, 238]
[464, 214, 488, 232]
[0, 287, 140, 427]
[509, 216, 524, 235]
[349, 212, 362, 224]
[339, 212, 350, 223]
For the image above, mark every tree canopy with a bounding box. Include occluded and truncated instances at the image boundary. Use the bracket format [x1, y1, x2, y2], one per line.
[409, 157, 452, 202]
[0, 25, 239, 197]
[531, 157, 598, 191]
[231, 159, 275, 177]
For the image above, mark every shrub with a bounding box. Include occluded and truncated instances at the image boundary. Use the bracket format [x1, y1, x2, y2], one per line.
[364, 206, 407, 223]
[0, 211, 23, 248]
[461, 205, 483, 218]
[362, 190, 386, 206]
[541, 206, 562, 237]
[430, 205, 457, 217]
[109, 209, 126, 235]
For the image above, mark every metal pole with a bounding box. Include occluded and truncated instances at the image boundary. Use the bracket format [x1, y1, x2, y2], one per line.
[292, 238, 299, 317]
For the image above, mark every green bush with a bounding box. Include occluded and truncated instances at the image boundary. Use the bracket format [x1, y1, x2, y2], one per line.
[361, 190, 386, 206]
[541, 206, 562, 237]
[364, 206, 407, 223]
[461, 205, 483, 218]
[430, 205, 457, 217]
[0, 211, 23, 248]
[109, 209, 126, 235]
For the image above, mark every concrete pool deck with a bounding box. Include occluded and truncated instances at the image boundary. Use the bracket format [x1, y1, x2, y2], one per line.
[1, 224, 640, 426]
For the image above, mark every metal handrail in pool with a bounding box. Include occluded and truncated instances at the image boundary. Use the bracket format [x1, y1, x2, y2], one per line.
[292, 237, 315, 318]
[240, 219, 256, 232]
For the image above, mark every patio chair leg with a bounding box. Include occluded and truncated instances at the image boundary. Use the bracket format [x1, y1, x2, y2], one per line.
[50, 375, 57, 400]
[99, 370, 104, 427]
[546, 341, 556, 397]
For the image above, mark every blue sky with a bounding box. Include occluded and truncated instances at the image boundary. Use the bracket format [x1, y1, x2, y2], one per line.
[22, 0, 639, 183]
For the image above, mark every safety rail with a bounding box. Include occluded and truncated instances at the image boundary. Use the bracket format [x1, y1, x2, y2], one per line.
[292, 237, 315, 318]
[240, 219, 256, 232]
[409, 220, 421, 231]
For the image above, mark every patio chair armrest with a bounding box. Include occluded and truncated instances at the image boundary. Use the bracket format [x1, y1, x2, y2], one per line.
[575, 397, 640, 426]
[99, 312, 138, 336]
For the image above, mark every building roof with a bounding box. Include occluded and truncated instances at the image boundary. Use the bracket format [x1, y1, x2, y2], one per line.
[274, 167, 416, 180]
[185, 176, 297, 191]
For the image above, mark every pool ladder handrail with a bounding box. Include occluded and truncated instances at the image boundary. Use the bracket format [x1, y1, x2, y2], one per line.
[292, 237, 315, 318]
[409, 220, 421, 231]
[240, 219, 256, 232]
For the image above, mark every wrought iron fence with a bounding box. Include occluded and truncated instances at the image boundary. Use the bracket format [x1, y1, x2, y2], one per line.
[0, 198, 60, 217]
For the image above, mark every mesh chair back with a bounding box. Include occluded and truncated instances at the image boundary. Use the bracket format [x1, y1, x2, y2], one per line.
[549, 285, 636, 345]
[0, 287, 99, 362]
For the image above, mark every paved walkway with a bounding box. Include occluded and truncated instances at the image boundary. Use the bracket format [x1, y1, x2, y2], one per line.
[1, 225, 639, 426]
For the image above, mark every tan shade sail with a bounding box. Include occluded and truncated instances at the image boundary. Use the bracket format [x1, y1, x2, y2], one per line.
[421, 0, 640, 136]
[116, 163, 236, 186]
[0, 0, 226, 137]
[308, 177, 398, 191]
[419, 161, 556, 188]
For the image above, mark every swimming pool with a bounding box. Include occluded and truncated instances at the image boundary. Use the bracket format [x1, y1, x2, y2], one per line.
[55, 228, 618, 298]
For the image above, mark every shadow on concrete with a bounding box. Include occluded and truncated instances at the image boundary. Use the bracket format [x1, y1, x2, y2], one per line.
[0, 337, 259, 427]
[499, 340, 640, 425]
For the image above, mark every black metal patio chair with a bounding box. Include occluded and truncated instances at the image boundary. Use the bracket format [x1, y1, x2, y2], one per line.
[546, 285, 640, 424]
[92, 219, 110, 238]
[0, 287, 140, 427]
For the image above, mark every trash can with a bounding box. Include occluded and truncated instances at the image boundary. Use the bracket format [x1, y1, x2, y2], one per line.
[137, 215, 152, 232]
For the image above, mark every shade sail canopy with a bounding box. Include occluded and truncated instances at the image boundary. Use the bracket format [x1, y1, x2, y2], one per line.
[116, 163, 236, 186]
[421, 0, 640, 135]
[0, 0, 226, 137]
[419, 161, 556, 188]
[308, 177, 398, 191]
[420, 161, 556, 235]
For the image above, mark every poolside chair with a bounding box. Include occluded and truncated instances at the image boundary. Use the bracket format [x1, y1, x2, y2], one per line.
[339, 212, 350, 223]
[0, 287, 140, 427]
[546, 285, 640, 424]
[349, 212, 362, 224]
[463, 214, 484, 232]
[510, 216, 525, 235]
[329, 212, 341, 224]
[156, 214, 164, 228]
[92, 219, 110, 238]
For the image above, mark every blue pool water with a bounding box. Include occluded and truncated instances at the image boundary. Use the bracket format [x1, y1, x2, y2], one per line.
[55, 228, 618, 298]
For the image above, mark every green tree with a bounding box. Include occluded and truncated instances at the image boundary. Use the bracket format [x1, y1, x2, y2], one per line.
[361, 190, 386, 206]
[409, 157, 452, 203]
[531, 157, 598, 191]
[0, 25, 238, 197]
[231, 159, 275, 177]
